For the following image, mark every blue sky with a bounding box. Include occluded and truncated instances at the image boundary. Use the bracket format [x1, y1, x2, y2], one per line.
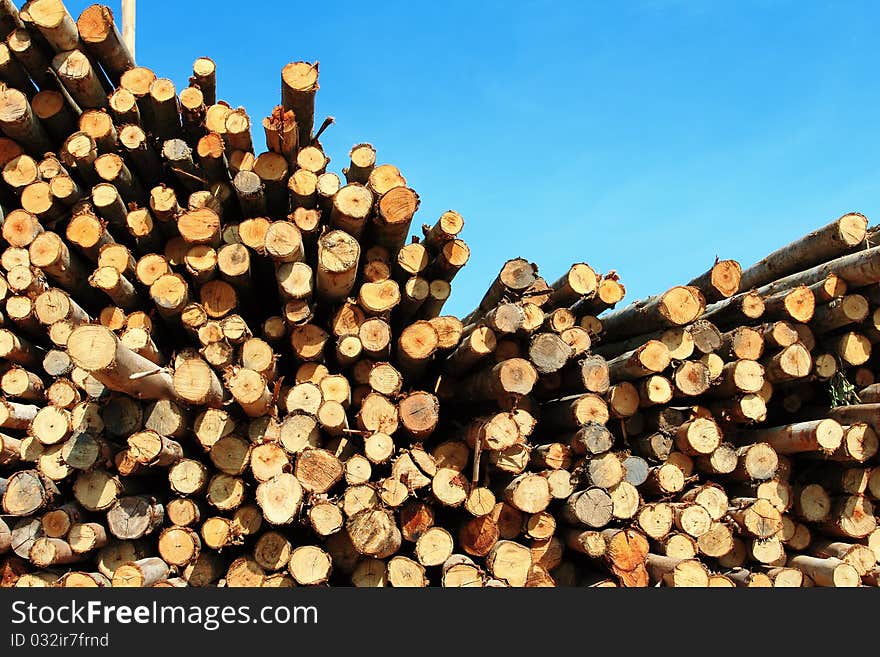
[67, 1, 880, 316]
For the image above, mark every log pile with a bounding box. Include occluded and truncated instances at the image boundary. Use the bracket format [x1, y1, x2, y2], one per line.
[0, 0, 878, 588]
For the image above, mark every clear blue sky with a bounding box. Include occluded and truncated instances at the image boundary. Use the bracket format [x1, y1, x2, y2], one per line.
[71, 1, 880, 316]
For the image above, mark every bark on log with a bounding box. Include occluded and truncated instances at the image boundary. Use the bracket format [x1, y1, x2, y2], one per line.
[738, 213, 867, 291]
[599, 286, 706, 339]
[67, 325, 175, 400]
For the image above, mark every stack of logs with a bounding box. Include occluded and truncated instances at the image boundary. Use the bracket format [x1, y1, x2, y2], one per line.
[0, 0, 877, 588]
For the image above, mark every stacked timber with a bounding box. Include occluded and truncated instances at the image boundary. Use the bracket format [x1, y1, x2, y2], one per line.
[0, 0, 877, 588]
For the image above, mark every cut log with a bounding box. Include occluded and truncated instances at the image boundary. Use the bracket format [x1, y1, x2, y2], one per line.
[0, 87, 52, 154]
[738, 213, 867, 291]
[67, 325, 175, 400]
[687, 259, 741, 302]
[787, 554, 861, 587]
[746, 419, 844, 455]
[761, 285, 815, 323]
[281, 61, 318, 146]
[463, 258, 537, 325]
[606, 339, 670, 382]
[599, 286, 705, 339]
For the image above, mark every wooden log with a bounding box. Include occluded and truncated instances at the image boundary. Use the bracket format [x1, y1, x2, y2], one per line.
[311, 229, 359, 301]
[51, 48, 106, 109]
[0, 0, 21, 39]
[739, 213, 868, 291]
[561, 354, 610, 395]
[76, 4, 133, 82]
[224, 108, 253, 154]
[29, 537, 81, 567]
[3, 152, 39, 192]
[160, 138, 202, 193]
[758, 320, 799, 350]
[3, 469, 56, 516]
[457, 357, 538, 403]
[543, 393, 609, 431]
[67, 324, 175, 400]
[189, 57, 216, 105]
[64, 209, 110, 261]
[294, 143, 327, 175]
[463, 258, 537, 325]
[527, 332, 572, 375]
[148, 272, 189, 319]
[112, 557, 169, 587]
[811, 294, 869, 334]
[687, 259, 741, 302]
[262, 105, 296, 164]
[0, 365, 43, 401]
[675, 418, 722, 456]
[754, 244, 880, 298]
[0, 41, 36, 95]
[443, 325, 496, 377]
[548, 262, 598, 308]
[21, 180, 68, 225]
[707, 359, 764, 397]
[820, 494, 876, 539]
[700, 290, 765, 330]
[80, 108, 118, 154]
[281, 61, 318, 147]
[599, 286, 705, 339]
[810, 539, 876, 576]
[824, 331, 871, 367]
[606, 339, 670, 382]
[88, 266, 138, 310]
[325, 182, 370, 236]
[762, 343, 812, 383]
[787, 554, 860, 587]
[729, 442, 778, 482]
[341, 142, 375, 184]
[746, 418, 844, 455]
[561, 488, 613, 528]
[646, 554, 709, 587]
[761, 285, 815, 323]
[826, 403, 880, 438]
[223, 367, 270, 417]
[6, 28, 51, 90]
[346, 507, 401, 559]
[0, 87, 51, 154]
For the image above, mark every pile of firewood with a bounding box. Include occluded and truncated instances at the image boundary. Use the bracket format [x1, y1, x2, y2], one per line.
[0, 0, 878, 588]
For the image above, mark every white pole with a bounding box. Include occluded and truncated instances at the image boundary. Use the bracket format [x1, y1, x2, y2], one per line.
[122, 0, 136, 61]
